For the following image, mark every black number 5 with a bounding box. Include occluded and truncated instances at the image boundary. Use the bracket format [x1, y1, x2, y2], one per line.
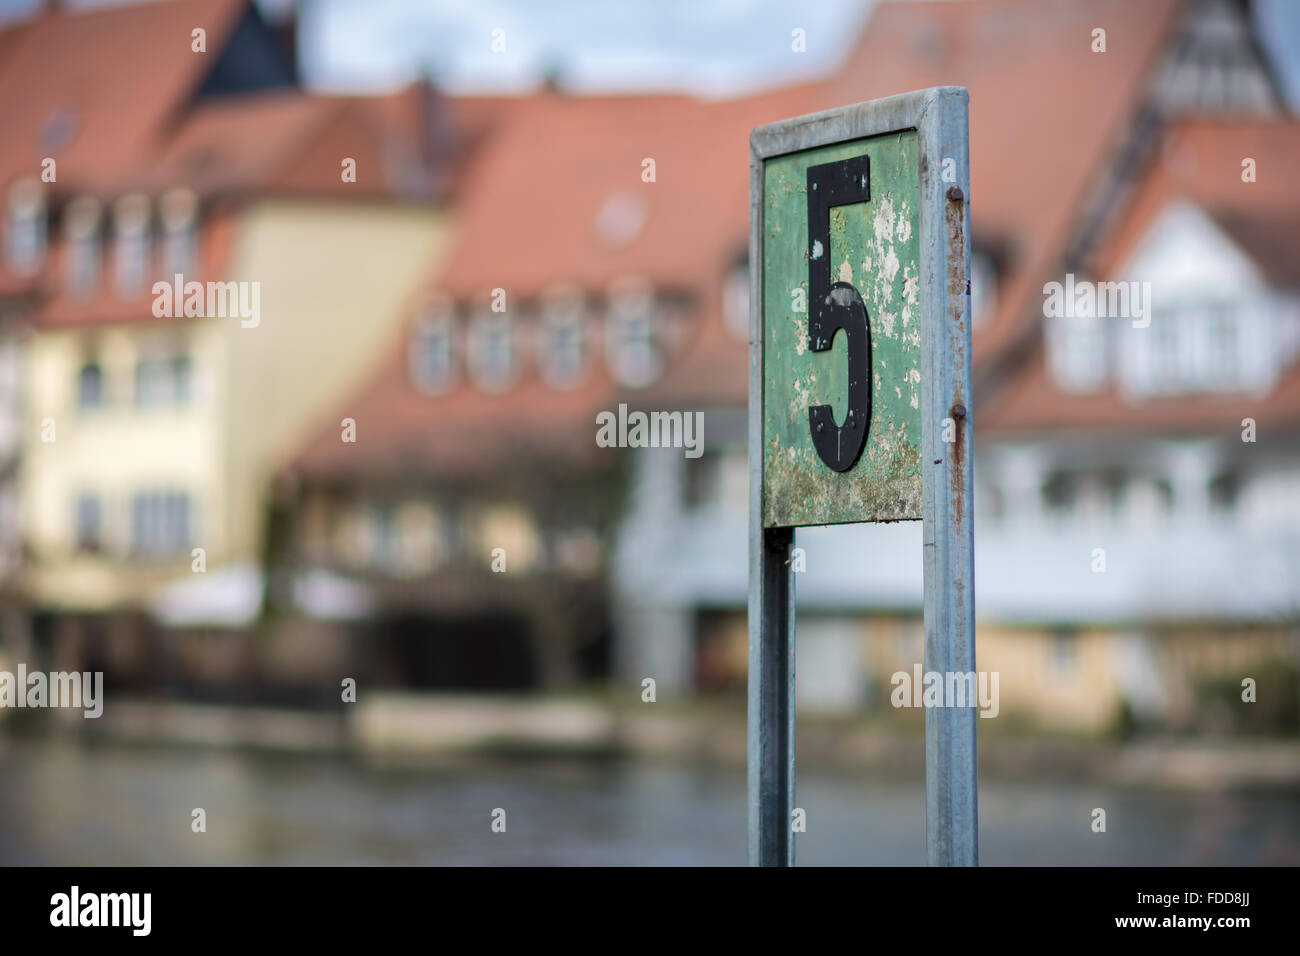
[806, 156, 871, 473]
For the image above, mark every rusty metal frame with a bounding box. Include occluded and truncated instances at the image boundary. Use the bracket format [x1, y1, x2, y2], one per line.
[748, 87, 976, 866]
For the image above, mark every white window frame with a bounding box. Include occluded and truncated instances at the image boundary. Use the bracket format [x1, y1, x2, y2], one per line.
[64, 196, 102, 296]
[409, 296, 458, 395]
[605, 276, 660, 387]
[113, 193, 151, 295]
[159, 188, 198, 279]
[1047, 311, 1108, 394]
[6, 179, 46, 275]
[133, 334, 192, 408]
[129, 490, 191, 558]
[539, 283, 588, 389]
[467, 304, 516, 393]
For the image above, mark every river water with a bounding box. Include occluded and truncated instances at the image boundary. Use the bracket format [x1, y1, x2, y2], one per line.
[1, 738, 1296, 865]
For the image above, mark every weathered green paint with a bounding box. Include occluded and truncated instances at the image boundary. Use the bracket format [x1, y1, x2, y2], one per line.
[761, 131, 923, 528]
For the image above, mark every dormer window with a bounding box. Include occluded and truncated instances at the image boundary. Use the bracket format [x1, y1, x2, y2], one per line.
[1047, 311, 1108, 393]
[1203, 303, 1240, 389]
[539, 284, 587, 389]
[409, 296, 456, 394]
[1122, 299, 1254, 397]
[113, 193, 150, 295]
[6, 179, 46, 275]
[1148, 308, 1182, 388]
[64, 196, 102, 296]
[159, 188, 198, 279]
[605, 277, 660, 387]
[467, 303, 516, 393]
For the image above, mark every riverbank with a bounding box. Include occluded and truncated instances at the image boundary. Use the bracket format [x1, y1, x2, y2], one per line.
[6, 692, 1297, 792]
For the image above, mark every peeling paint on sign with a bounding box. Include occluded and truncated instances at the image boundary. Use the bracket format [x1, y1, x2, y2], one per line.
[762, 132, 923, 527]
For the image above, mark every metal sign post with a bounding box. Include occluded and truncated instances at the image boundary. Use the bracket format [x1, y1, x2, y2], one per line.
[748, 87, 976, 866]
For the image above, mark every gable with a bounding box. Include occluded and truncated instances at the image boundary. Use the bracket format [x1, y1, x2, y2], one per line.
[191, 4, 297, 101]
[1118, 198, 1266, 299]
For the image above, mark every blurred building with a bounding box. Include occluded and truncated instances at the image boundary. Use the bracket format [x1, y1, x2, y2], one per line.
[0, 0, 462, 695]
[1, 0, 1296, 734]
[271, 0, 1300, 734]
[272, 89, 811, 690]
[619, 0, 1300, 731]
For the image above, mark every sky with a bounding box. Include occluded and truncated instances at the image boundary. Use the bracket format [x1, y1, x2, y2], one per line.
[301, 0, 1300, 105]
[0, 0, 1297, 105]
[295, 0, 873, 98]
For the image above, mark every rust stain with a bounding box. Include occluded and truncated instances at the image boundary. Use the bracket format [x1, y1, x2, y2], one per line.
[948, 402, 965, 526]
[945, 188, 967, 527]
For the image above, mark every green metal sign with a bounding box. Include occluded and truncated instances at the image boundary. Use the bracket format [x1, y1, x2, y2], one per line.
[748, 88, 976, 868]
[761, 132, 923, 528]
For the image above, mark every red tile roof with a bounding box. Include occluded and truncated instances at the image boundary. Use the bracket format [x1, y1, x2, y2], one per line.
[0, 2, 458, 327]
[289, 81, 823, 477]
[1091, 120, 1300, 280]
[288, 357, 622, 482]
[36, 207, 239, 329]
[294, 0, 1193, 477]
[0, 0, 247, 194]
[131, 85, 447, 201]
[433, 89, 794, 299]
[825, 0, 1182, 371]
[979, 341, 1300, 437]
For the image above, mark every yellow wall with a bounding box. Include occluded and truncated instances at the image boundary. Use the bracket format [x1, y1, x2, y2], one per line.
[974, 625, 1120, 732]
[20, 319, 228, 609]
[20, 200, 450, 611]
[220, 199, 447, 562]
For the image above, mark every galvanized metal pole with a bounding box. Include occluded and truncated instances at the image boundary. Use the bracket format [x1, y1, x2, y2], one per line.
[748, 138, 796, 866]
[918, 86, 978, 866]
[747, 526, 796, 866]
